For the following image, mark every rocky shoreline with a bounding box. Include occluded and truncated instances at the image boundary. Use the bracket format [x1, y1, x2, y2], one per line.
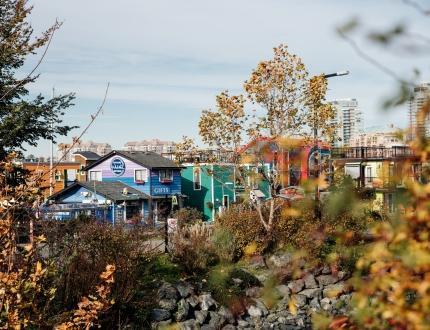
[151, 266, 352, 330]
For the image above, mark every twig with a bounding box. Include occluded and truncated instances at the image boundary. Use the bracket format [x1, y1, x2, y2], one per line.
[339, 32, 416, 87]
[0, 21, 61, 102]
[401, 0, 430, 15]
[0, 83, 110, 220]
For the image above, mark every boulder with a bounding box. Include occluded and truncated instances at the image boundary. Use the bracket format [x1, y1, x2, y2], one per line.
[303, 274, 318, 289]
[222, 325, 236, 330]
[245, 286, 261, 298]
[199, 294, 217, 311]
[247, 305, 263, 318]
[309, 297, 321, 311]
[267, 253, 292, 268]
[288, 279, 304, 293]
[177, 281, 195, 298]
[158, 282, 179, 301]
[180, 319, 200, 330]
[299, 288, 321, 299]
[159, 299, 177, 311]
[275, 285, 290, 297]
[316, 275, 338, 286]
[323, 283, 347, 298]
[151, 308, 171, 322]
[186, 295, 200, 308]
[291, 294, 307, 307]
[209, 311, 226, 329]
[237, 319, 249, 327]
[320, 298, 332, 311]
[194, 310, 208, 325]
[176, 299, 190, 322]
[254, 299, 269, 316]
[218, 306, 235, 324]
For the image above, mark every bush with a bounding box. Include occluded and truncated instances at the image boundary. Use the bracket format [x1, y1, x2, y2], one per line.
[172, 207, 203, 229]
[170, 223, 217, 273]
[212, 227, 236, 263]
[216, 206, 268, 256]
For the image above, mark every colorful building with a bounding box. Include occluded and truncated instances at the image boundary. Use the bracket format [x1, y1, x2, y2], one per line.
[44, 150, 184, 223]
[181, 164, 236, 221]
[21, 161, 81, 198]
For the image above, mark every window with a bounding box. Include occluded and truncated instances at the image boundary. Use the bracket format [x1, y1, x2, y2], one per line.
[223, 195, 229, 208]
[193, 168, 201, 190]
[135, 169, 148, 183]
[89, 170, 102, 181]
[159, 169, 173, 183]
[55, 170, 62, 182]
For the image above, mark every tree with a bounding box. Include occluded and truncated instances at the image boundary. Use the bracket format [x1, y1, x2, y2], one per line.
[199, 45, 333, 237]
[244, 44, 308, 138]
[0, 0, 76, 160]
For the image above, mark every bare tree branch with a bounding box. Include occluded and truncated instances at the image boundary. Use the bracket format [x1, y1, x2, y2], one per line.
[0, 83, 110, 220]
[339, 31, 416, 87]
[401, 0, 430, 15]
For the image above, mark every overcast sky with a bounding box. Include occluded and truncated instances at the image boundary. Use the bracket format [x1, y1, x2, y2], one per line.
[23, 0, 430, 156]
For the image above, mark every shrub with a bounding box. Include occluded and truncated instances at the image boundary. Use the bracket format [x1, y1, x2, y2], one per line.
[216, 206, 267, 256]
[172, 207, 203, 229]
[170, 223, 217, 273]
[212, 227, 237, 263]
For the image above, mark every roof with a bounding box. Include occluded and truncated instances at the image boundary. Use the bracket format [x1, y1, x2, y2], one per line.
[84, 150, 184, 171]
[72, 151, 101, 160]
[49, 181, 150, 202]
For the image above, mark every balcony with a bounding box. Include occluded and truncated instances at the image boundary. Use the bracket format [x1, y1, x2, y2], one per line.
[332, 146, 416, 160]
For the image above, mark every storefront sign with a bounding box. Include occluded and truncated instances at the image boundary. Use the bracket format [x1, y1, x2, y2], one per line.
[111, 157, 126, 176]
[152, 186, 170, 195]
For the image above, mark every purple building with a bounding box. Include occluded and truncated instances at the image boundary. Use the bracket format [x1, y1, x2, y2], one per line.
[44, 150, 184, 223]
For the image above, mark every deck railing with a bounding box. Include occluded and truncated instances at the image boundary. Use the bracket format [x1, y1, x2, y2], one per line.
[331, 146, 415, 160]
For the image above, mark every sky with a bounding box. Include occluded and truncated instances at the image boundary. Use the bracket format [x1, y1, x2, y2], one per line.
[22, 0, 430, 156]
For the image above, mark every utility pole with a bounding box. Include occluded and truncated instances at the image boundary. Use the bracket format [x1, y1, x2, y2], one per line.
[49, 87, 55, 196]
[313, 71, 349, 216]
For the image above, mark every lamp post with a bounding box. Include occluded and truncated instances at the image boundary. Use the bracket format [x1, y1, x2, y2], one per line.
[313, 70, 350, 215]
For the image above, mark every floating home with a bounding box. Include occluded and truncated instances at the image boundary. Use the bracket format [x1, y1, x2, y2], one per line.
[44, 150, 184, 223]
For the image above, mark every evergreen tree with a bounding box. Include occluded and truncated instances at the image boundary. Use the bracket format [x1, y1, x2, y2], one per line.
[0, 0, 76, 159]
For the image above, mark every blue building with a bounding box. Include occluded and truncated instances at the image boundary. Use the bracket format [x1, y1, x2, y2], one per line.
[43, 150, 184, 223]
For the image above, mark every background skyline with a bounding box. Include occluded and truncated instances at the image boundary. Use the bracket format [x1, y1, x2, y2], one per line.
[22, 0, 430, 156]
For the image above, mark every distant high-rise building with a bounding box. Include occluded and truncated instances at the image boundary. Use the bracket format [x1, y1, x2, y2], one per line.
[349, 124, 405, 148]
[123, 139, 176, 159]
[330, 98, 363, 147]
[58, 140, 112, 161]
[409, 82, 430, 141]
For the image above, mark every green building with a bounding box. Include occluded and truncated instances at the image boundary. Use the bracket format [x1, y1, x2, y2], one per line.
[181, 164, 271, 221]
[181, 164, 236, 221]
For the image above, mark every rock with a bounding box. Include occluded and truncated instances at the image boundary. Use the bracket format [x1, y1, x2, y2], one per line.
[195, 310, 208, 325]
[245, 286, 261, 298]
[254, 299, 269, 316]
[309, 297, 321, 310]
[322, 265, 331, 274]
[316, 275, 338, 286]
[266, 313, 278, 323]
[187, 295, 200, 308]
[176, 299, 190, 322]
[248, 254, 266, 269]
[180, 319, 200, 330]
[303, 274, 318, 289]
[320, 298, 332, 311]
[323, 283, 347, 298]
[199, 294, 217, 311]
[299, 288, 321, 299]
[222, 325, 236, 330]
[247, 305, 263, 318]
[255, 273, 269, 283]
[218, 306, 235, 324]
[209, 311, 226, 328]
[156, 320, 172, 328]
[232, 278, 243, 285]
[159, 299, 177, 311]
[267, 253, 292, 268]
[237, 320, 249, 327]
[158, 282, 179, 301]
[275, 285, 290, 297]
[288, 279, 304, 293]
[337, 271, 348, 281]
[151, 308, 171, 322]
[177, 281, 195, 298]
[291, 294, 307, 307]
[201, 325, 215, 330]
